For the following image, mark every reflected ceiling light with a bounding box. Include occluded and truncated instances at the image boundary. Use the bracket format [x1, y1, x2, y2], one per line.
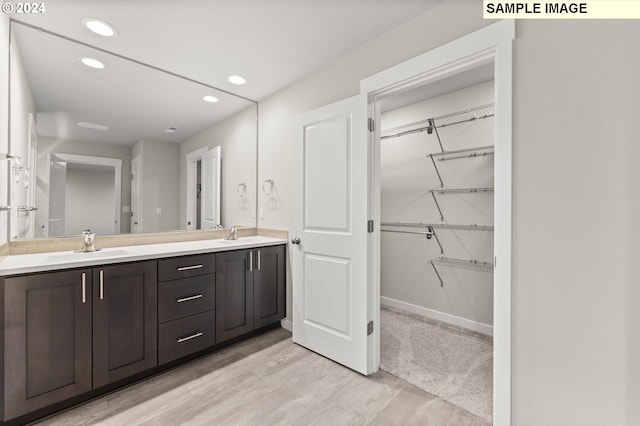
[79, 57, 106, 69]
[78, 122, 108, 131]
[226, 74, 246, 85]
[82, 18, 117, 37]
[203, 95, 219, 103]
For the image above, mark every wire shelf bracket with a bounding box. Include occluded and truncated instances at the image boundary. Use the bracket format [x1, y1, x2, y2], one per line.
[428, 145, 495, 187]
[430, 257, 494, 287]
[427, 187, 494, 222]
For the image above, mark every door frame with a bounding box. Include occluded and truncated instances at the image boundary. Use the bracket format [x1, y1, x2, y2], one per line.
[49, 153, 122, 235]
[185, 146, 209, 230]
[361, 20, 514, 425]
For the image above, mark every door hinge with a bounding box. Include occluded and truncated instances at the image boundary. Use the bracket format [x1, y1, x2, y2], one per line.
[367, 220, 374, 233]
[367, 321, 374, 335]
[368, 117, 375, 132]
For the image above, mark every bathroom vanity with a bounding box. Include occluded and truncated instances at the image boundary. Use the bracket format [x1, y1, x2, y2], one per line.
[0, 236, 286, 424]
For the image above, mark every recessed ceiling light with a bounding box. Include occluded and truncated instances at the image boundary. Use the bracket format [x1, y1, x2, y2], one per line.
[79, 57, 106, 69]
[165, 126, 180, 133]
[227, 74, 246, 85]
[203, 95, 219, 103]
[78, 122, 108, 131]
[82, 18, 117, 37]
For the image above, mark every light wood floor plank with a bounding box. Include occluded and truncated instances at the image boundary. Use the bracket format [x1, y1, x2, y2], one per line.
[33, 328, 489, 426]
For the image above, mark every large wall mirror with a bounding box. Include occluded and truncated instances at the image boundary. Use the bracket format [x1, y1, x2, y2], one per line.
[8, 21, 257, 240]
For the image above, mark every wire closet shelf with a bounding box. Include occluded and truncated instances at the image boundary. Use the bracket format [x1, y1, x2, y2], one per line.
[380, 103, 495, 141]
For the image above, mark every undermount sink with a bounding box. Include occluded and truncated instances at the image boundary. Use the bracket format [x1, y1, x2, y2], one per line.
[47, 249, 131, 262]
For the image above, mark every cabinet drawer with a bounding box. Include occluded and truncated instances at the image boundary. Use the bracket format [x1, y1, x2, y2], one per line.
[158, 311, 215, 365]
[158, 274, 215, 323]
[158, 254, 215, 282]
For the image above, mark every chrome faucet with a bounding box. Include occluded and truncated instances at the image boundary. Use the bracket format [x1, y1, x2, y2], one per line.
[224, 226, 238, 240]
[78, 229, 98, 252]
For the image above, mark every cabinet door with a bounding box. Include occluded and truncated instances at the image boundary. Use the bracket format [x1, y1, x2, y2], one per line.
[254, 245, 285, 328]
[215, 250, 253, 343]
[3, 269, 92, 420]
[93, 261, 157, 388]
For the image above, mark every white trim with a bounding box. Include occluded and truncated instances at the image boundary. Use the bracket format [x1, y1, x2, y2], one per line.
[53, 153, 122, 235]
[185, 146, 210, 231]
[360, 20, 514, 426]
[280, 318, 292, 332]
[381, 296, 494, 337]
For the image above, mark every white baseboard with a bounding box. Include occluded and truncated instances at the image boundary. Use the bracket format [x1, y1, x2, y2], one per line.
[280, 318, 292, 332]
[380, 296, 493, 337]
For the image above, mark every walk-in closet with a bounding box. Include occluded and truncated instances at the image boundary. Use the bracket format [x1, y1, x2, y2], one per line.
[378, 64, 495, 423]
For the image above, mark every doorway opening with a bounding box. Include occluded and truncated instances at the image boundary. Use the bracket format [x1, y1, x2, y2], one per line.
[185, 145, 222, 230]
[362, 20, 513, 425]
[376, 64, 495, 422]
[44, 153, 122, 237]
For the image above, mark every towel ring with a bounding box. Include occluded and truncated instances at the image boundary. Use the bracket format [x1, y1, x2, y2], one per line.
[263, 179, 274, 196]
[237, 183, 246, 198]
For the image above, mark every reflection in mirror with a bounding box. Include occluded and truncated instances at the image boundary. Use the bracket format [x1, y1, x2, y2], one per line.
[9, 21, 257, 240]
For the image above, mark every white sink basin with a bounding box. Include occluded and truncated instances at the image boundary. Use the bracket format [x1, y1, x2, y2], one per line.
[47, 249, 131, 262]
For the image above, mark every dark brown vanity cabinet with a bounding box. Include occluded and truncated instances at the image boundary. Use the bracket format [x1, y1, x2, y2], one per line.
[216, 245, 285, 343]
[92, 261, 158, 388]
[253, 245, 286, 328]
[3, 268, 93, 420]
[157, 254, 216, 365]
[2, 261, 157, 421]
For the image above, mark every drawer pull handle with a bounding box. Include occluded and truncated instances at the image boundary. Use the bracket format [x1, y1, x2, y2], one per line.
[177, 332, 203, 343]
[176, 294, 203, 303]
[177, 264, 204, 271]
[81, 273, 86, 304]
[99, 270, 104, 300]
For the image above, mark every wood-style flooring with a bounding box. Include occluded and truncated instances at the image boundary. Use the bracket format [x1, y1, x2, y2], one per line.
[33, 328, 490, 425]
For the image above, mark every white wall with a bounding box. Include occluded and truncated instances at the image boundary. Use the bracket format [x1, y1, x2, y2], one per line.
[132, 138, 180, 233]
[511, 20, 640, 426]
[64, 167, 114, 235]
[36, 136, 132, 234]
[256, 2, 640, 425]
[380, 81, 494, 331]
[179, 105, 256, 228]
[8, 28, 36, 240]
[0, 14, 9, 244]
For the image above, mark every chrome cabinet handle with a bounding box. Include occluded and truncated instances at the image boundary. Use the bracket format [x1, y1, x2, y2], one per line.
[257, 250, 261, 271]
[177, 264, 203, 271]
[249, 251, 253, 272]
[177, 294, 203, 303]
[291, 237, 301, 245]
[99, 270, 104, 300]
[177, 332, 203, 343]
[81, 273, 86, 304]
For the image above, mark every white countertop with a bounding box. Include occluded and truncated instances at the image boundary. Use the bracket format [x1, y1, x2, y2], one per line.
[0, 236, 287, 276]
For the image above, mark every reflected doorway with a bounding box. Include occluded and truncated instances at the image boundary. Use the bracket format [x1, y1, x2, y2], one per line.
[44, 153, 122, 237]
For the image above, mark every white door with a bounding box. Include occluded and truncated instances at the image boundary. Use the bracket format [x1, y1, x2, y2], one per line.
[131, 155, 141, 233]
[292, 94, 376, 375]
[48, 159, 67, 237]
[201, 146, 221, 229]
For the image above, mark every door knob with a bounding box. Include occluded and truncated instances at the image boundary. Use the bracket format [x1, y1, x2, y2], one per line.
[291, 237, 301, 245]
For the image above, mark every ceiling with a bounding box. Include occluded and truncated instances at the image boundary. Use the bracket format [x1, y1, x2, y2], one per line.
[13, 0, 443, 101]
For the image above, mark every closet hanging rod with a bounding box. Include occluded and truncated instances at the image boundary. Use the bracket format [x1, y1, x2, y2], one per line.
[381, 103, 495, 140]
[381, 222, 494, 232]
[428, 145, 495, 162]
[380, 229, 434, 238]
[428, 187, 494, 195]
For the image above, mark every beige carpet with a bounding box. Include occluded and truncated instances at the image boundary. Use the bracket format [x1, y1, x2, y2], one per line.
[380, 307, 493, 423]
